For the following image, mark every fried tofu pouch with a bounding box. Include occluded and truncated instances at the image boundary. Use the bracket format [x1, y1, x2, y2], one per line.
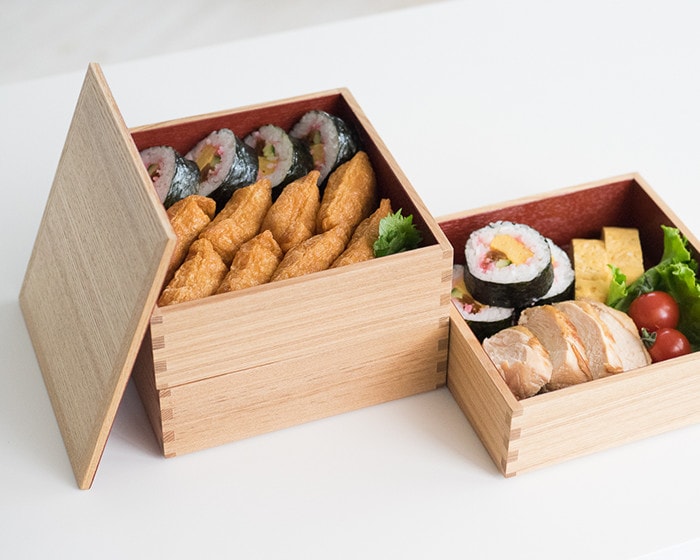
[216, 230, 283, 293]
[260, 170, 320, 253]
[158, 238, 228, 306]
[316, 151, 377, 238]
[271, 226, 348, 282]
[164, 195, 217, 285]
[198, 178, 272, 265]
[331, 198, 393, 268]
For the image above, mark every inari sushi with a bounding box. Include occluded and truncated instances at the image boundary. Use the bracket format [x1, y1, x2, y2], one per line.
[158, 238, 228, 307]
[244, 124, 314, 191]
[464, 221, 553, 309]
[186, 128, 258, 210]
[140, 146, 199, 208]
[289, 110, 360, 185]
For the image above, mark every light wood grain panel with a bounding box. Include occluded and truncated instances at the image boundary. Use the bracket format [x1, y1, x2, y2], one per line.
[157, 320, 448, 456]
[135, 305, 449, 457]
[134, 244, 451, 455]
[19, 63, 175, 488]
[446, 306, 519, 475]
[131, 326, 165, 451]
[151, 245, 448, 388]
[512, 356, 700, 474]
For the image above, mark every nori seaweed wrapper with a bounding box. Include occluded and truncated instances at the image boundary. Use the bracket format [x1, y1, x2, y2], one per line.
[290, 110, 361, 186]
[451, 264, 517, 341]
[325, 112, 360, 168]
[536, 280, 574, 306]
[464, 221, 555, 309]
[466, 314, 516, 342]
[244, 125, 314, 195]
[282, 135, 315, 188]
[464, 261, 554, 309]
[535, 240, 575, 305]
[207, 140, 258, 211]
[140, 145, 200, 209]
[186, 128, 259, 213]
[163, 156, 200, 209]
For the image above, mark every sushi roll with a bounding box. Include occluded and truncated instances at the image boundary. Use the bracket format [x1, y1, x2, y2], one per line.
[464, 221, 554, 309]
[244, 124, 314, 191]
[185, 128, 258, 210]
[140, 146, 199, 209]
[289, 110, 360, 185]
[536, 239, 575, 305]
[451, 265, 515, 341]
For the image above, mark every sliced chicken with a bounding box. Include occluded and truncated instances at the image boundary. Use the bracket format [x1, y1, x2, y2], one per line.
[554, 300, 624, 379]
[518, 305, 593, 390]
[585, 300, 652, 370]
[482, 325, 553, 400]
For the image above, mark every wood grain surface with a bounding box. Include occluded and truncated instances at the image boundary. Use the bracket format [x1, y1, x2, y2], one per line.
[19, 63, 175, 489]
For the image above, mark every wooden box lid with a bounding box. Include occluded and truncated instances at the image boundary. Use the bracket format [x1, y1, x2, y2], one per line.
[19, 63, 175, 489]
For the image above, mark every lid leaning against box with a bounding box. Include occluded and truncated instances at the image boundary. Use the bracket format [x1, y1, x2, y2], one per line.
[19, 64, 455, 489]
[19, 64, 176, 489]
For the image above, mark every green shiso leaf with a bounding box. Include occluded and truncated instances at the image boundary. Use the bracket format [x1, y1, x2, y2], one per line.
[373, 209, 422, 257]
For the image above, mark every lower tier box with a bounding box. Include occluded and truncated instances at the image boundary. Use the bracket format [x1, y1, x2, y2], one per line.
[439, 173, 700, 476]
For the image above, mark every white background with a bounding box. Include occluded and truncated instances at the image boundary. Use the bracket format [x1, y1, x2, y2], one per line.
[2, 1, 700, 558]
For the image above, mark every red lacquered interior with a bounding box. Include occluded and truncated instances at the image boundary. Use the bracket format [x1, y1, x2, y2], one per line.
[439, 178, 680, 267]
[130, 92, 437, 247]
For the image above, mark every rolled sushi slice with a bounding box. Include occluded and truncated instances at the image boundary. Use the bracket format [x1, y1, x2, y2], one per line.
[536, 239, 575, 305]
[244, 124, 314, 190]
[185, 128, 258, 210]
[451, 264, 515, 341]
[289, 110, 360, 185]
[464, 221, 553, 309]
[140, 145, 199, 209]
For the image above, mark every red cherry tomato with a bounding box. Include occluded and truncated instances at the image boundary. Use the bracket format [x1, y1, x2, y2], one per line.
[647, 327, 691, 363]
[628, 291, 680, 332]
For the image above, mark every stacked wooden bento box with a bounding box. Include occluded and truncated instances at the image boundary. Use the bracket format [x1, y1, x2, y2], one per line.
[19, 64, 453, 489]
[19, 64, 700, 489]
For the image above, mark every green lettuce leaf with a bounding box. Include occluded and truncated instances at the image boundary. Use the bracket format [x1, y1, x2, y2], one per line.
[607, 225, 700, 347]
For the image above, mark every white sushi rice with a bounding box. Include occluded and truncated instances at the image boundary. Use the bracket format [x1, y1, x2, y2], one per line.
[465, 221, 551, 284]
[541, 239, 575, 299]
[451, 265, 514, 321]
[289, 110, 339, 183]
[185, 128, 237, 197]
[244, 124, 295, 187]
[140, 146, 177, 203]
[454, 301, 514, 322]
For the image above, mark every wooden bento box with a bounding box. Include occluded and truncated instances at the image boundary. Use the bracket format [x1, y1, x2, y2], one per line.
[440, 174, 700, 477]
[19, 64, 453, 489]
